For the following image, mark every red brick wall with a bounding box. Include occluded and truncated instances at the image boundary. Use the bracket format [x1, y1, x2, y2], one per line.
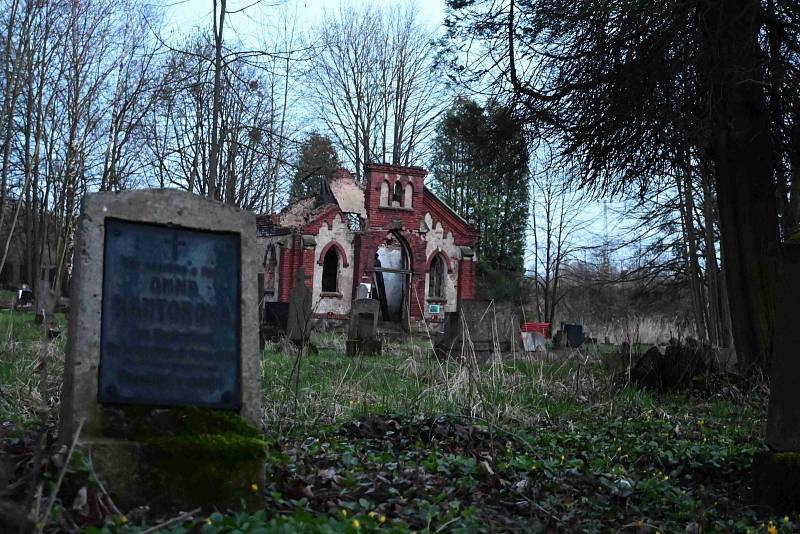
[459, 258, 476, 301]
[302, 245, 315, 289]
[278, 234, 306, 301]
[273, 164, 479, 311]
[364, 164, 426, 231]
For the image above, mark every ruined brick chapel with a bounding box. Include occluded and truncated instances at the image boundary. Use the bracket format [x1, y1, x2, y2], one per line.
[257, 163, 479, 330]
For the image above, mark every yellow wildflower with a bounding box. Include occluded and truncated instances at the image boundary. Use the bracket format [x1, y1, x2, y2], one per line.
[768, 525, 777, 534]
[379, 515, 386, 524]
[352, 519, 361, 529]
[663, 475, 669, 481]
[250, 483, 259, 493]
[120, 516, 128, 525]
[341, 509, 348, 518]
[368, 511, 377, 518]
[784, 516, 790, 523]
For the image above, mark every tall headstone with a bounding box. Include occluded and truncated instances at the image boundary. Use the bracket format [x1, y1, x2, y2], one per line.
[346, 298, 381, 357]
[60, 189, 263, 511]
[286, 268, 312, 344]
[34, 267, 51, 317]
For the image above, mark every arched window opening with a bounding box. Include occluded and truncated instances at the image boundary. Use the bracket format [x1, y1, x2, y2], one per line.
[429, 255, 446, 299]
[264, 245, 277, 290]
[404, 182, 414, 208]
[321, 248, 339, 292]
[392, 181, 403, 206]
[380, 181, 389, 206]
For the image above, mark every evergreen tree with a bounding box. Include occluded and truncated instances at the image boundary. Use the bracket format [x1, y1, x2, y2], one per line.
[444, 0, 798, 369]
[429, 97, 530, 276]
[289, 133, 340, 201]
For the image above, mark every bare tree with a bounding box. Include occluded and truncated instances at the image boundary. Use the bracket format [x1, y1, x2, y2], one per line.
[529, 167, 589, 325]
[307, 3, 442, 180]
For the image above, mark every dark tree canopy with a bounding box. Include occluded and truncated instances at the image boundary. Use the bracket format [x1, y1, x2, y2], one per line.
[289, 133, 340, 202]
[429, 97, 530, 275]
[445, 0, 800, 370]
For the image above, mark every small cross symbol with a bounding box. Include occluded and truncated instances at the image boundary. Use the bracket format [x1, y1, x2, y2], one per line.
[167, 232, 187, 261]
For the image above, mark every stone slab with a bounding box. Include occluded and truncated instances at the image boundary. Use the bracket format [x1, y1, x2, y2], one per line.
[348, 298, 380, 339]
[346, 338, 383, 357]
[435, 300, 519, 358]
[286, 269, 312, 343]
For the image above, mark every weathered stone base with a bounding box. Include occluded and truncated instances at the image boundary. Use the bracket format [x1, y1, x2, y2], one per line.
[752, 450, 800, 512]
[346, 338, 382, 357]
[81, 407, 266, 513]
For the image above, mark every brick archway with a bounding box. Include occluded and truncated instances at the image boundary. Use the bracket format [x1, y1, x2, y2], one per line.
[317, 240, 349, 267]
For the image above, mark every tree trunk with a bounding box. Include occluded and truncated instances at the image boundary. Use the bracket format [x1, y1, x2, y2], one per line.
[208, 0, 226, 201]
[700, 165, 724, 346]
[703, 0, 779, 370]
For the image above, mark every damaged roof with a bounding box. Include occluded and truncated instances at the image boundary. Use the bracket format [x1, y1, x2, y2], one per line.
[274, 168, 365, 228]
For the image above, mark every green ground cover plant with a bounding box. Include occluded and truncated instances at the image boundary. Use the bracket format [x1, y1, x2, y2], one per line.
[0, 312, 791, 532]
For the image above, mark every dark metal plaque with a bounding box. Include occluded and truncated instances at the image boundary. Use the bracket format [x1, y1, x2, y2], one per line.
[99, 219, 241, 409]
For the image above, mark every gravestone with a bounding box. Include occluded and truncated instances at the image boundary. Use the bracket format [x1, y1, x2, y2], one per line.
[562, 323, 585, 348]
[261, 302, 290, 342]
[754, 242, 800, 510]
[435, 300, 519, 359]
[356, 282, 372, 300]
[346, 298, 381, 356]
[34, 268, 51, 317]
[286, 268, 312, 344]
[60, 189, 263, 511]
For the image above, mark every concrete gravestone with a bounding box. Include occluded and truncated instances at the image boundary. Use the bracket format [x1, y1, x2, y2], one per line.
[60, 189, 263, 511]
[435, 300, 519, 359]
[346, 298, 382, 357]
[286, 268, 313, 344]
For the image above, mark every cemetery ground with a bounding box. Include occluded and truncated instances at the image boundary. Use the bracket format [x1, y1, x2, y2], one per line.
[0, 310, 788, 533]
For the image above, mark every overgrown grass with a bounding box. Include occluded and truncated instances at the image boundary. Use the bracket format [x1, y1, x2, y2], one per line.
[0, 312, 783, 532]
[0, 309, 65, 425]
[262, 332, 603, 432]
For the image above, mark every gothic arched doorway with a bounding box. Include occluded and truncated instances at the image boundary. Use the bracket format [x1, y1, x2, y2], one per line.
[372, 231, 411, 329]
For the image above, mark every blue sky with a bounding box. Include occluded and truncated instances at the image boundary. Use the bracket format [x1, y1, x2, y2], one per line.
[164, 0, 446, 41]
[158, 0, 622, 268]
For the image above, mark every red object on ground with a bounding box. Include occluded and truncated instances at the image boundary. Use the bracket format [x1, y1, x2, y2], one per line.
[521, 322, 550, 338]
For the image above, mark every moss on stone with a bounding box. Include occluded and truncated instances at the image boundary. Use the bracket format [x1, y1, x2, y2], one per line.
[87, 406, 267, 510]
[141, 407, 267, 507]
[772, 451, 800, 466]
[171, 406, 261, 438]
[147, 432, 266, 463]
